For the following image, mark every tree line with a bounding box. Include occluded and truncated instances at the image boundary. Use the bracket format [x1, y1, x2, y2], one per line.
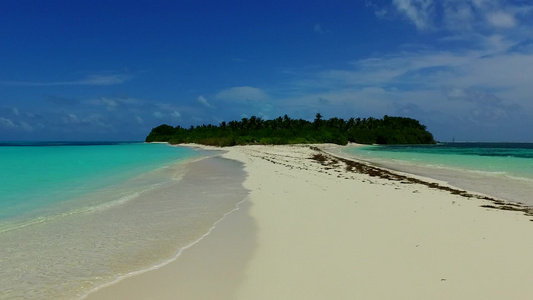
[145, 114, 435, 146]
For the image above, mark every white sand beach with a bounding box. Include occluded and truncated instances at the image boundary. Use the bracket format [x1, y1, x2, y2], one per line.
[86, 144, 533, 300]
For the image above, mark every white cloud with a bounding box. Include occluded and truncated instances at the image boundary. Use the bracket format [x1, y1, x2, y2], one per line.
[486, 11, 516, 28]
[386, 0, 532, 32]
[355, 1, 533, 128]
[337, 45, 532, 103]
[277, 30, 533, 140]
[171, 110, 181, 118]
[392, 0, 435, 31]
[215, 86, 269, 102]
[299, 50, 476, 90]
[366, 0, 388, 18]
[442, 1, 474, 30]
[471, 0, 488, 8]
[197, 95, 215, 108]
[135, 116, 143, 124]
[153, 111, 164, 118]
[97, 97, 119, 110]
[75, 73, 132, 86]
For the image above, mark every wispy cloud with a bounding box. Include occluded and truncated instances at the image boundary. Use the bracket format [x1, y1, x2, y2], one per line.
[0, 72, 133, 87]
[393, 0, 435, 31]
[374, 0, 533, 32]
[486, 11, 516, 28]
[0, 117, 16, 128]
[171, 110, 182, 118]
[96, 97, 120, 110]
[89, 96, 141, 111]
[444, 87, 520, 124]
[273, 18, 533, 141]
[366, 0, 389, 19]
[0, 93, 197, 140]
[216, 86, 269, 102]
[197, 95, 215, 108]
[0, 117, 33, 131]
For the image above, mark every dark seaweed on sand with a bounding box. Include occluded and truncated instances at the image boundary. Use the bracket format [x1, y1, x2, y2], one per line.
[308, 147, 533, 220]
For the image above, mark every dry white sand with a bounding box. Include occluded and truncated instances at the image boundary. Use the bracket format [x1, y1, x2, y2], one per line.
[86, 144, 533, 300]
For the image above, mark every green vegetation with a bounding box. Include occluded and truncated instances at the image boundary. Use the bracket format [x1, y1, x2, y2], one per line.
[145, 114, 435, 146]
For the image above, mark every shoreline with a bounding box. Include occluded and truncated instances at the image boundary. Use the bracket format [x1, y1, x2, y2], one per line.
[326, 144, 533, 209]
[82, 196, 252, 300]
[87, 144, 533, 300]
[321, 144, 533, 218]
[1, 145, 248, 300]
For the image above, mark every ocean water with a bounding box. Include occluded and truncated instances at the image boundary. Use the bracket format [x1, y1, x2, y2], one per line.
[0, 142, 197, 226]
[0, 142, 248, 299]
[342, 143, 533, 206]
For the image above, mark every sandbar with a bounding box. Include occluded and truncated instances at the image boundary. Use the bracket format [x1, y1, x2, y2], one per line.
[86, 144, 533, 300]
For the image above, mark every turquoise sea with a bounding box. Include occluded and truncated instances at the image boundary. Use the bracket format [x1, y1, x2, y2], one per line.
[342, 143, 533, 206]
[0, 142, 248, 299]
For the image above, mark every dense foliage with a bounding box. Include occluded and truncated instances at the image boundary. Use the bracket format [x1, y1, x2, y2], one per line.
[145, 114, 435, 146]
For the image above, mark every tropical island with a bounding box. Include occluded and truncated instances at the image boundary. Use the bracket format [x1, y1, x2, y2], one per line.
[145, 114, 435, 146]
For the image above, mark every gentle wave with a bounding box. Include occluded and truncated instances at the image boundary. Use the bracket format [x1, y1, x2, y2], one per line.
[0, 167, 187, 234]
[0, 153, 248, 300]
[393, 159, 533, 183]
[79, 195, 250, 300]
[0, 143, 201, 221]
[0, 191, 144, 234]
[348, 144, 533, 180]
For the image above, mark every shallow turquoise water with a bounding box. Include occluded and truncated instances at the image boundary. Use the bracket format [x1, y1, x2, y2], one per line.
[342, 143, 533, 205]
[345, 143, 533, 180]
[0, 142, 249, 299]
[0, 142, 197, 223]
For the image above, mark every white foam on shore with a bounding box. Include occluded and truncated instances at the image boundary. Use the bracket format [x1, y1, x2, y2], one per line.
[79, 195, 250, 300]
[71, 144, 533, 300]
[0, 154, 249, 300]
[0, 160, 188, 234]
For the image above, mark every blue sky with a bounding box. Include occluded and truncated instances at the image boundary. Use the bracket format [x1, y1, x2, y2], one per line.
[1, 0, 532, 142]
